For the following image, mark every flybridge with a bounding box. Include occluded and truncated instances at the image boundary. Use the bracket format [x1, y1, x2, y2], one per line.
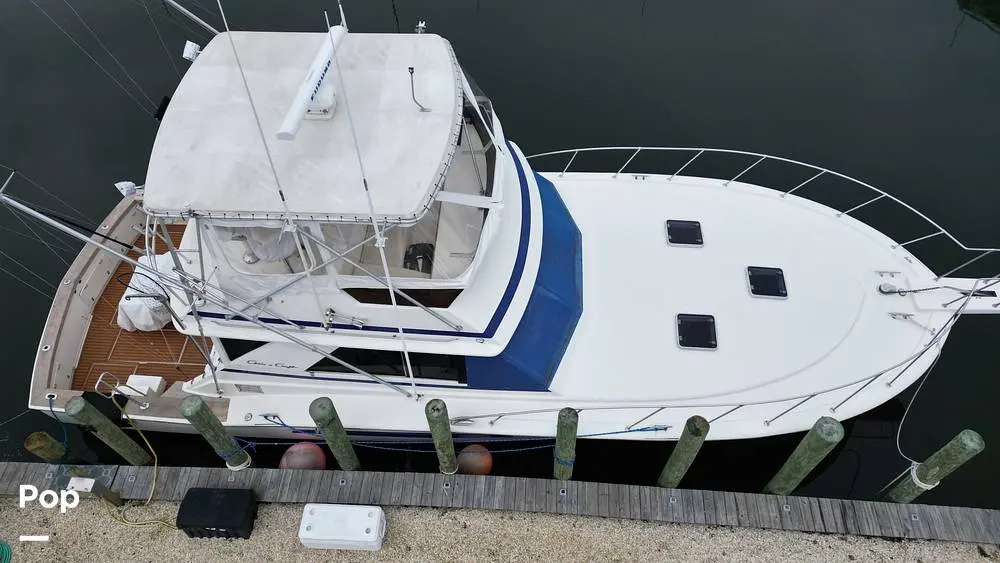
[142, 30, 466, 222]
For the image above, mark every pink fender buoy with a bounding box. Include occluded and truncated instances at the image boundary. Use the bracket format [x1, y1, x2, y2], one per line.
[457, 444, 493, 475]
[279, 442, 327, 470]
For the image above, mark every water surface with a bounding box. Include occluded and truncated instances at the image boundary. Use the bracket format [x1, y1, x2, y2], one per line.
[1, 0, 998, 508]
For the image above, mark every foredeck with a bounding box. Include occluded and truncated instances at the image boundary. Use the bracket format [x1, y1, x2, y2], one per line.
[70, 224, 208, 392]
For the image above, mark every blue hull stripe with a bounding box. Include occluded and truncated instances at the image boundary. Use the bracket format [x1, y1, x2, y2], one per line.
[196, 139, 533, 339]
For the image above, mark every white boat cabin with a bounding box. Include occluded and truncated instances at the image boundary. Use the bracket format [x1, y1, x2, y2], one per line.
[141, 28, 581, 394]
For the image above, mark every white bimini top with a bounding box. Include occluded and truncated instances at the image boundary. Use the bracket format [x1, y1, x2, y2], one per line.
[143, 31, 463, 222]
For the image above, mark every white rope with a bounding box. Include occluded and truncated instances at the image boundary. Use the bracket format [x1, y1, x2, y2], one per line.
[7, 205, 71, 267]
[0, 224, 74, 253]
[0, 263, 53, 300]
[58, 0, 160, 109]
[184, 0, 221, 21]
[0, 247, 58, 292]
[325, 8, 418, 397]
[125, 0, 212, 42]
[139, 0, 182, 79]
[2, 168, 96, 225]
[27, 0, 156, 116]
[214, 0, 289, 210]
[893, 278, 978, 464]
[910, 463, 938, 490]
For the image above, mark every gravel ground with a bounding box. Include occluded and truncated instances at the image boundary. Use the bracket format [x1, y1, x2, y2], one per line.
[1, 499, 997, 562]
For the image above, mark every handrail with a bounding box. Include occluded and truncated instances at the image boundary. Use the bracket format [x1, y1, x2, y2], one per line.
[459, 147, 1000, 430]
[527, 147, 1000, 272]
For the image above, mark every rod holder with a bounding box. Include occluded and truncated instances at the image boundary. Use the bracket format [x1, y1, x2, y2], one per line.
[408, 67, 430, 112]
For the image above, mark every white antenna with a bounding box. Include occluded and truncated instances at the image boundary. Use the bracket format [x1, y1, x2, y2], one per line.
[275, 26, 347, 140]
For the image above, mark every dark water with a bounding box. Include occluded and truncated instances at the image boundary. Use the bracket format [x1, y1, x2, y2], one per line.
[1, 1, 999, 508]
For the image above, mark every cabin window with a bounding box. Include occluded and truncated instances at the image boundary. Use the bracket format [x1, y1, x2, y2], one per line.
[308, 348, 467, 383]
[219, 338, 267, 361]
[676, 314, 717, 350]
[747, 267, 787, 298]
[665, 220, 703, 246]
[326, 200, 484, 282]
[343, 288, 462, 308]
[208, 223, 327, 276]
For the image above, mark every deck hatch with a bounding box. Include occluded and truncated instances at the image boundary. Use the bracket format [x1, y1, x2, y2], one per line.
[665, 220, 703, 246]
[677, 314, 717, 349]
[747, 267, 787, 298]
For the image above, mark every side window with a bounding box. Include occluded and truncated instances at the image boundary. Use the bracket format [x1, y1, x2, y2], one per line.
[219, 338, 267, 361]
[308, 348, 467, 383]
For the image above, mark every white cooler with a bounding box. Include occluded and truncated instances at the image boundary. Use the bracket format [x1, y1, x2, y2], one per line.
[298, 503, 387, 550]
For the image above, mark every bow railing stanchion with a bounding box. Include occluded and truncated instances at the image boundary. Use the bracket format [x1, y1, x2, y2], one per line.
[830, 375, 880, 413]
[837, 193, 887, 217]
[668, 149, 704, 181]
[614, 148, 642, 178]
[782, 170, 825, 197]
[708, 404, 743, 423]
[764, 394, 816, 427]
[936, 250, 994, 280]
[626, 406, 664, 430]
[559, 150, 579, 177]
[895, 230, 945, 249]
[723, 155, 767, 186]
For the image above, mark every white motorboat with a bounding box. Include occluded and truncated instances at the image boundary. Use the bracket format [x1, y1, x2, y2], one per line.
[8, 9, 999, 446]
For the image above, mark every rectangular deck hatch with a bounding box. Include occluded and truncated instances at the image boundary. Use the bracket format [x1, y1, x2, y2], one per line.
[665, 220, 703, 246]
[747, 266, 787, 298]
[677, 314, 717, 349]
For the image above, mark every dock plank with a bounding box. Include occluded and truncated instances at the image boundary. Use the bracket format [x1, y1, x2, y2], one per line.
[0, 463, 998, 543]
[818, 497, 847, 534]
[450, 474, 467, 509]
[490, 475, 506, 510]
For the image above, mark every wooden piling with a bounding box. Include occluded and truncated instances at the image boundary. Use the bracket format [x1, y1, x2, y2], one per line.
[657, 415, 709, 488]
[763, 416, 844, 495]
[65, 396, 151, 466]
[309, 397, 359, 471]
[882, 429, 985, 504]
[180, 395, 250, 470]
[554, 407, 579, 480]
[23, 431, 66, 463]
[425, 399, 458, 474]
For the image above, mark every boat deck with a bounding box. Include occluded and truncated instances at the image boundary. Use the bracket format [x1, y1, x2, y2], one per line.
[71, 224, 208, 392]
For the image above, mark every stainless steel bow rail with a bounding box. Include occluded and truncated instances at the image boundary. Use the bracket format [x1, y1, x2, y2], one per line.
[513, 146, 1000, 430]
[528, 146, 1000, 280]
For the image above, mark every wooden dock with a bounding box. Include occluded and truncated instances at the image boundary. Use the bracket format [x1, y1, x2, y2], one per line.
[1, 461, 998, 544]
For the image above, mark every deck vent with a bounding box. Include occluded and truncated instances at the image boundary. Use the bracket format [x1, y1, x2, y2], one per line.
[665, 220, 703, 246]
[747, 267, 787, 298]
[677, 314, 717, 350]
